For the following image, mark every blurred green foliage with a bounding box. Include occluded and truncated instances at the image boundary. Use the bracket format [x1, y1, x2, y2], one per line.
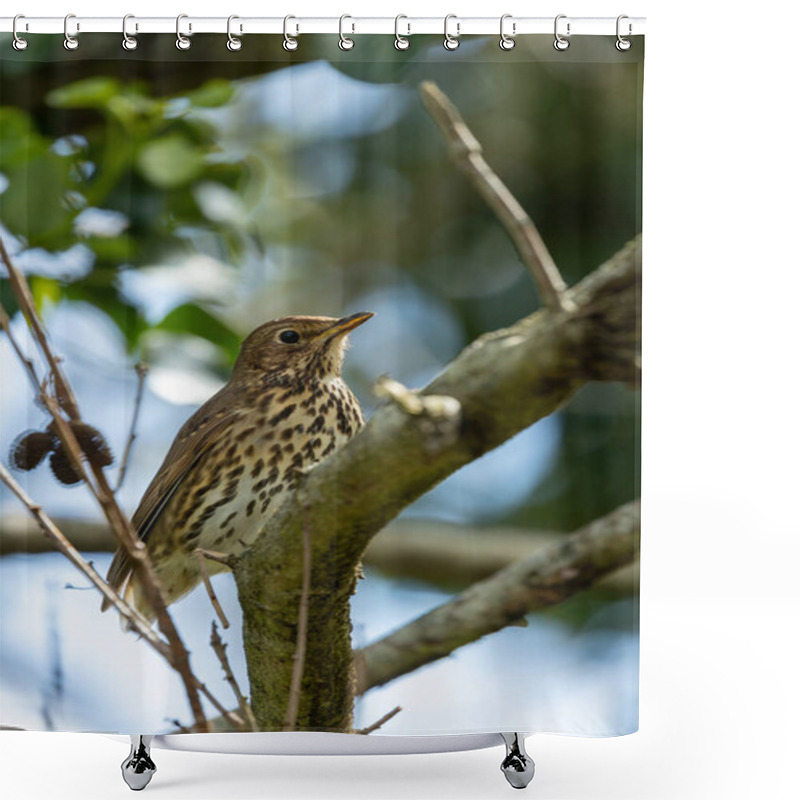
[1, 63, 245, 352]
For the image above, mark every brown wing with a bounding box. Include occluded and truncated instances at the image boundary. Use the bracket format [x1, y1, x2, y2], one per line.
[101, 386, 242, 611]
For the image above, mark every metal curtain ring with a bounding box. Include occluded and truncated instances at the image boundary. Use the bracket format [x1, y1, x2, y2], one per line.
[176, 14, 191, 50]
[499, 14, 515, 50]
[443, 14, 460, 51]
[122, 14, 138, 51]
[553, 14, 570, 51]
[227, 15, 242, 51]
[283, 15, 299, 51]
[12, 14, 28, 51]
[616, 14, 632, 51]
[63, 13, 79, 50]
[339, 14, 354, 50]
[394, 14, 410, 51]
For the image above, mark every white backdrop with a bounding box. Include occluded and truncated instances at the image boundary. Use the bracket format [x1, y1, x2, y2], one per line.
[2, 1, 798, 799]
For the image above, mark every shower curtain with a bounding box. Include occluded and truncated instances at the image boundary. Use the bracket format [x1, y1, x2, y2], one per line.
[0, 24, 642, 742]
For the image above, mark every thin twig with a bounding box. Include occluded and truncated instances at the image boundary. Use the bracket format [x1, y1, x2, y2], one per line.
[194, 547, 238, 570]
[419, 81, 575, 314]
[355, 705, 402, 735]
[210, 622, 257, 731]
[282, 501, 313, 732]
[192, 679, 245, 730]
[115, 362, 148, 491]
[0, 237, 81, 418]
[194, 549, 230, 630]
[0, 301, 42, 398]
[1, 239, 210, 733]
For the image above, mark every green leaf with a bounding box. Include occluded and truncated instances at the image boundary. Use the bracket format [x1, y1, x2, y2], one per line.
[46, 77, 123, 109]
[183, 79, 235, 108]
[137, 135, 205, 189]
[30, 276, 62, 313]
[83, 235, 136, 263]
[0, 151, 74, 242]
[155, 304, 240, 364]
[0, 107, 47, 168]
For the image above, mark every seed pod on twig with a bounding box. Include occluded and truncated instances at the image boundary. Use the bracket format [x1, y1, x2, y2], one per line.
[9, 430, 56, 471]
[70, 422, 114, 469]
[49, 445, 82, 485]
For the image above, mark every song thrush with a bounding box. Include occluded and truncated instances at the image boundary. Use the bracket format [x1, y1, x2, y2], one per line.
[102, 312, 373, 620]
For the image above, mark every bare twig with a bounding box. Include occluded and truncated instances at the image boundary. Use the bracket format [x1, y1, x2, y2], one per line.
[374, 374, 462, 454]
[194, 549, 230, 630]
[166, 718, 192, 734]
[419, 81, 574, 313]
[191, 680, 245, 730]
[355, 705, 402, 735]
[0, 301, 42, 397]
[194, 548, 238, 570]
[374, 375, 460, 419]
[1, 239, 210, 733]
[282, 504, 313, 732]
[0, 237, 81, 418]
[355, 500, 640, 694]
[210, 622, 257, 731]
[115, 362, 148, 491]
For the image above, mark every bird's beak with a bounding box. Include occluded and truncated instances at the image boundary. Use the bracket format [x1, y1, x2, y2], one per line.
[317, 312, 374, 341]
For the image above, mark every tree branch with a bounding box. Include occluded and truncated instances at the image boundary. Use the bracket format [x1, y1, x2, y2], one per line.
[210, 622, 256, 731]
[355, 500, 640, 694]
[364, 520, 639, 592]
[419, 81, 574, 313]
[115, 361, 148, 491]
[355, 706, 402, 735]
[0, 301, 43, 399]
[194, 549, 231, 630]
[0, 513, 638, 593]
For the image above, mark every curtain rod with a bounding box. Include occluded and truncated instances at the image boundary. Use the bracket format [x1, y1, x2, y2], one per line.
[0, 16, 646, 37]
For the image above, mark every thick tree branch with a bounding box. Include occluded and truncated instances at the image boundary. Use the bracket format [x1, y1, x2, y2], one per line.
[354, 500, 640, 694]
[234, 235, 640, 730]
[364, 520, 639, 592]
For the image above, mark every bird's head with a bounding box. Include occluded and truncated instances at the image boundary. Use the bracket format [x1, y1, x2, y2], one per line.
[232, 312, 373, 383]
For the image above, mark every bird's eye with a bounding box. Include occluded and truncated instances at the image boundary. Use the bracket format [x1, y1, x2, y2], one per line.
[278, 330, 300, 344]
